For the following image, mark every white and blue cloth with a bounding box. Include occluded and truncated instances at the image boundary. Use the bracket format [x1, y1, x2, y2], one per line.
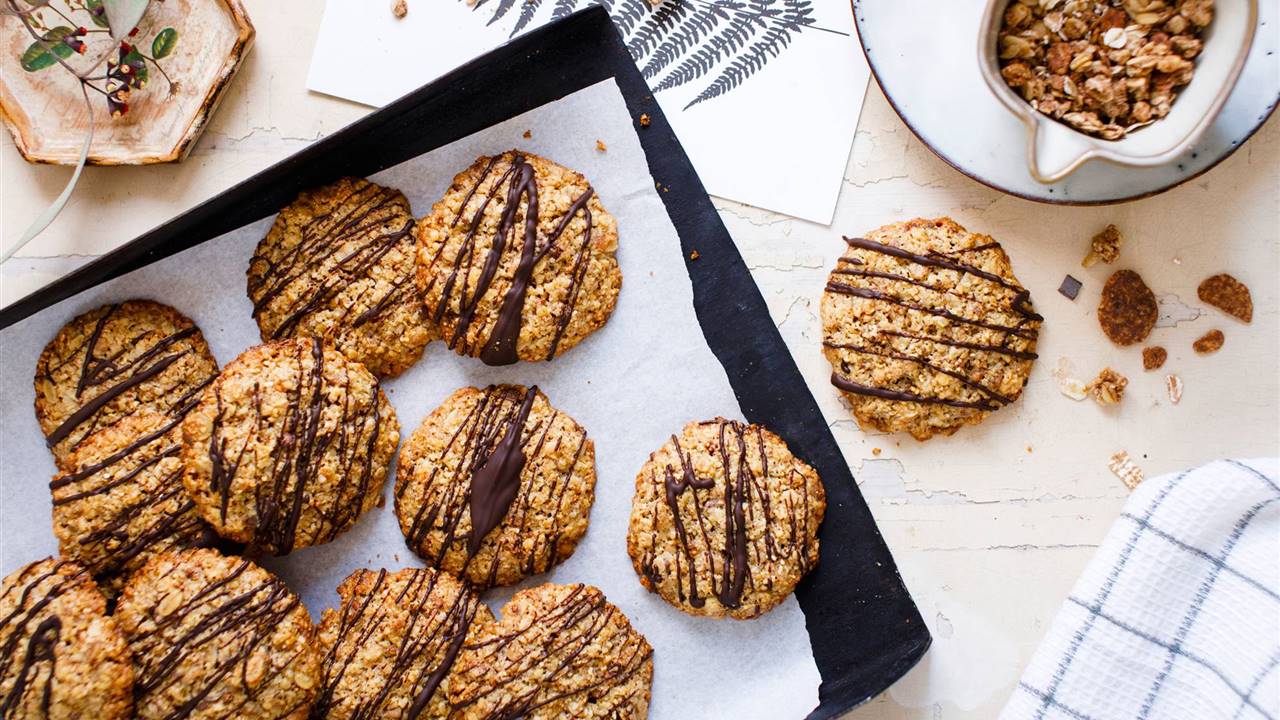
[1002, 458, 1279, 720]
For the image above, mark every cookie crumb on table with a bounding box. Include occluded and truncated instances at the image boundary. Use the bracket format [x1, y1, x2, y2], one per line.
[1083, 224, 1122, 267]
[1098, 269, 1157, 345]
[1086, 367, 1127, 406]
[1166, 374, 1184, 404]
[1109, 451, 1145, 491]
[1142, 346, 1167, 370]
[1197, 273, 1252, 323]
[1192, 329, 1224, 354]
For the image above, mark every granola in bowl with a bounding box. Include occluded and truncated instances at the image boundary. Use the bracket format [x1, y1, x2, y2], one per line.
[998, 0, 1214, 140]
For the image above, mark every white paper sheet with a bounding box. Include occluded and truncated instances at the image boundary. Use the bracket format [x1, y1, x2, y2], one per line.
[305, 0, 869, 224]
[0, 79, 822, 719]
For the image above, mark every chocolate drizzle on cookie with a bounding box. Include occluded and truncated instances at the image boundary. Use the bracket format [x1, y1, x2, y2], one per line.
[637, 420, 818, 612]
[824, 235, 1041, 412]
[205, 339, 389, 555]
[248, 179, 418, 344]
[50, 415, 213, 588]
[423, 153, 597, 366]
[397, 385, 590, 587]
[0, 561, 79, 717]
[125, 555, 312, 720]
[36, 302, 216, 457]
[313, 568, 485, 720]
[451, 584, 652, 720]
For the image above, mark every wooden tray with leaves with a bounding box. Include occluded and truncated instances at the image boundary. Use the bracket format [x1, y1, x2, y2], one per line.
[0, 0, 253, 166]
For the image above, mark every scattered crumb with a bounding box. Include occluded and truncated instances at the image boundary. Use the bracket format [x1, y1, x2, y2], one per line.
[1083, 224, 1122, 267]
[1197, 274, 1252, 323]
[596, 139, 607, 152]
[689, 250, 700, 261]
[522, 129, 532, 139]
[391, 0, 408, 18]
[1109, 451, 1145, 490]
[1058, 274, 1082, 301]
[1142, 346, 1167, 370]
[394, 553, 400, 563]
[376, 494, 386, 508]
[1193, 329, 1224, 354]
[1086, 367, 1127, 406]
[639, 113, 651, 127]
[1098, 269, 1157, 346]
[1026, 445, 1033, 454]
[1173, 257, 1182, 265]
[1166, 374, 1183, 404]
[1052, 358, 1088, 401]
[871, 447, 881, 456]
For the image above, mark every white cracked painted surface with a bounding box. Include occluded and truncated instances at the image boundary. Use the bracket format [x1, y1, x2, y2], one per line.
[2, 3, 1277, 717]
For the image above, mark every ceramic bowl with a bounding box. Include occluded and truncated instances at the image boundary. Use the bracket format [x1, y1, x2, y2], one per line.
[977, 0, 1257, 183]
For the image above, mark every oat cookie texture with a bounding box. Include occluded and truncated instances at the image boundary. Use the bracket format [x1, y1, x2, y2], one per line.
[114, 549, 320, 720]
[181, 337, 400, 555]
[627, 418, 825, 620]
[821, 218, 1042, 440]
[394, 384, 595, 589]
[448, 583, 653, 720]
[248, 177, 433, 378]
[415, 151, 621, 365]
[0, 558, 134, 720]
[51, 412, 214, 595]
[34, 300, 219, 468]
[314, 567, 494, 720]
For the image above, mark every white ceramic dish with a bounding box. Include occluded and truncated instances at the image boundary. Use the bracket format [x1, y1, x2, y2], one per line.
[852, 0, 1279, 204]
[978, 0, 1256, 183]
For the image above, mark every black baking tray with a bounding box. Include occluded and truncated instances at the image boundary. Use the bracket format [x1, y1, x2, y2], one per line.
[0, 7, 930, 717]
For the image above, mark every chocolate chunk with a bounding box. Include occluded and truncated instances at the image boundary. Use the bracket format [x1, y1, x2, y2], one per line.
[1058, 274, 1083, 300]
[1193, 329, 1224, 354]
[1142, 346, 1167, 370]
[1197, 274, 1252, 323]
[1097, 269, 1157, 346]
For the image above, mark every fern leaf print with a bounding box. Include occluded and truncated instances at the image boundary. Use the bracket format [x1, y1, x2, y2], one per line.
[462, 0, 825, 109]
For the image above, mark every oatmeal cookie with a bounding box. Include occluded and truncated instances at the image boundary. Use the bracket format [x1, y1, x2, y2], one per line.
[248, 178, 434, 378]
[415, 151, 621, 365]
[394, 384, 595, 589]
[181, 337, 399, 555]
[115, 549, 320, 720]
[0, 558, 133, 720]
[314, 567, 495, 720]
[34, 300, 219, 467]
[820, 218, 1042, 440]
[448, 583, 652, 720]
[627, 418, 824, 620]
[51, 413, 214, 595]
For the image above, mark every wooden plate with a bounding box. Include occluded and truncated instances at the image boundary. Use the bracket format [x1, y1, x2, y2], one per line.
[0, 0, 253, 165]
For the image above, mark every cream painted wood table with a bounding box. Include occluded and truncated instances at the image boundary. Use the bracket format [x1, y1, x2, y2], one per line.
[2, 1, 1278, 717]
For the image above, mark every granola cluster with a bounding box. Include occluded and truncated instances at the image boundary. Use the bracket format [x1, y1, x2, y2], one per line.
[998, 0, 1213, 140]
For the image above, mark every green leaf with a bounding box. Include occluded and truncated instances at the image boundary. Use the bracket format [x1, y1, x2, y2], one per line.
[87, 0, 110, 28]
[20, 27, 75, 72]
[151, 27, 177, 58]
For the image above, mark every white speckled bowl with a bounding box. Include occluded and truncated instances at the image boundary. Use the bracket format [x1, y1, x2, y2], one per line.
[979, 0, 1257, 183]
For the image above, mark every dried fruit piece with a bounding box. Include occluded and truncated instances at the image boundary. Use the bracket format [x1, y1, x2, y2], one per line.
[1197, 273, 1252, 323]
[1166, 374, 1183, 404]
[1098, 269, 1158, 345]
[1192, 329, 1224, 354]
[1086, 367, 1128, 405]
[1109, 451, 1145, 490]
[1058, 274, 1083, 300]
[1142, 346, 1167, 370]
[1083, 224, 1123, 267]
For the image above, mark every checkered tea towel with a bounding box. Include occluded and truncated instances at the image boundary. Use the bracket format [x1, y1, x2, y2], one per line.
[1001, 458, 1279, 720]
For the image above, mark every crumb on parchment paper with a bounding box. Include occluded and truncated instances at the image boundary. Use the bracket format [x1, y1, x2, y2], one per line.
[1109, 451, 1145, 491]
[522, 129, 531, 139]
[392, 0, 407, 18]
[596, 139, 607, 152]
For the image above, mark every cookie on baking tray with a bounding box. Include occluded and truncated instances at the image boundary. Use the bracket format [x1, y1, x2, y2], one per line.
[627, 418, 825, 620]
[50, 412, 214, 595]
[314, 567, 494, 720]
[394, 384, 595, 589]
[180, 337, 399, 555]
[0, 558, 134, 720]
[415, 150, 621, 366]
[448, 582, 653, 720]
[248, 177, 434, 378]
[820, 217, 1041, 441]
[114, 549, 320, 720]
[34, 300, 219, 468]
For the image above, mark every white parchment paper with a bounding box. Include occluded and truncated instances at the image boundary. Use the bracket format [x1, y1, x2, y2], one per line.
[0, 79, 821, 718]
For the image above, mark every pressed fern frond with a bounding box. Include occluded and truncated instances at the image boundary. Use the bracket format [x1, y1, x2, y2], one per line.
[651, 4, 763, 92]
[638, 2, 724, 79]
[684, 20, 791, 108]
[625, 0, 690, 61]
